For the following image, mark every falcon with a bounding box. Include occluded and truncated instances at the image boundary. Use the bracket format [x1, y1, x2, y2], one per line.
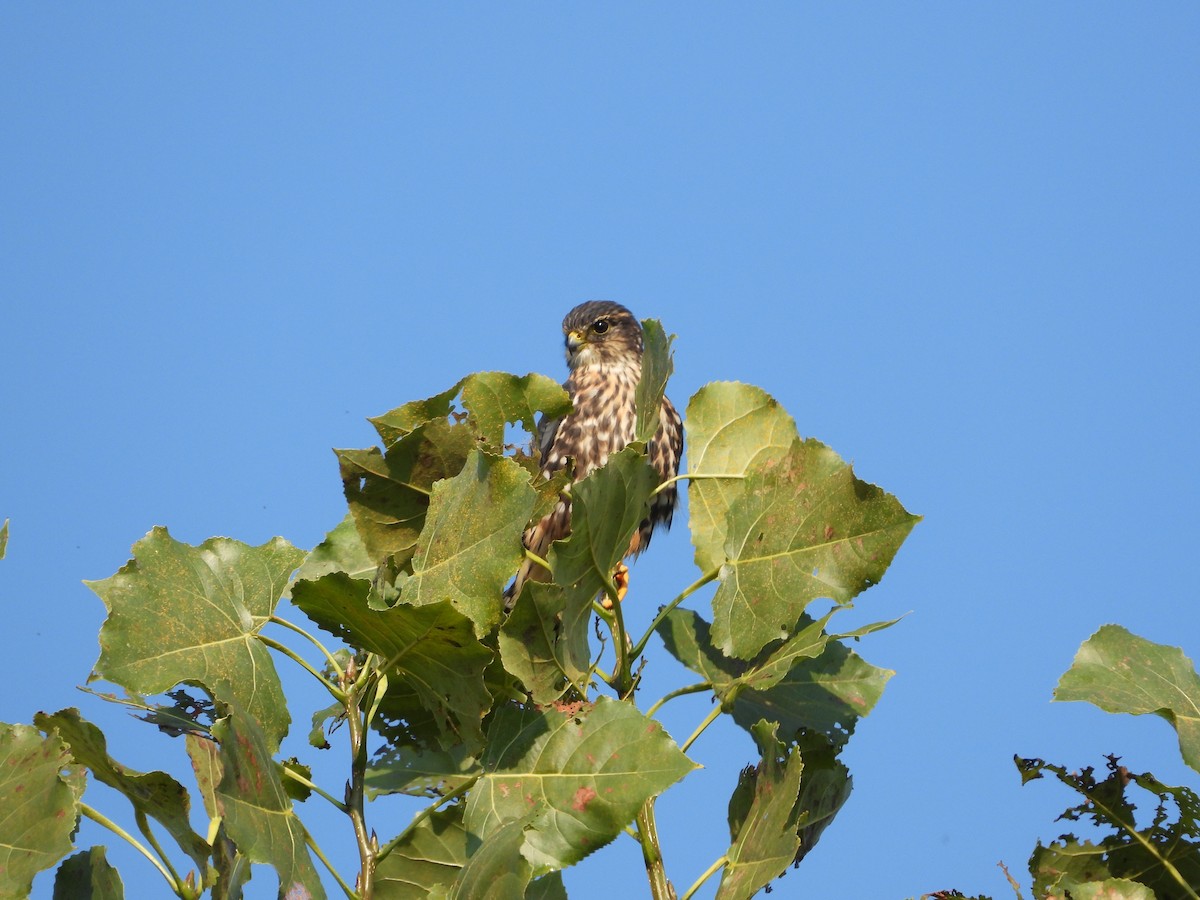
[508, 301, 683, 605]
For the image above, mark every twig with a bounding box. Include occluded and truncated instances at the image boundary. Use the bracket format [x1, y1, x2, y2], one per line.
[81, 804, 177, 893]
[375, 774, 482, 863]
[631, 568, 720, 659]
[681, 854, 729, 900]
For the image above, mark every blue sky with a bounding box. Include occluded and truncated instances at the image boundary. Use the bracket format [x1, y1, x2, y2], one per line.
[2, 5, 1197, 898]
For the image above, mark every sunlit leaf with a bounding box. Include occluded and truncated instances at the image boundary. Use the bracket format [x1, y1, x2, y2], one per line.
[451, 814, 536, 899]
[370, 382, 463, 445]
[186, 735, 252, 900]
[1054, 624, 1200, 774]
[399, 450, 537, 635]
[0, 518, 8, 559]
[52, 847, 124, 900]
[292, 572, 492, 751]
[212, 704, 326, 900]
[684, 383, 797, 574]
[459, 372, 572, 450]
[712, 438, 919, 659]
[0, 724, 83, 899]
[35, 709, 209, 875]
[290, 513, 375, 587]
[465, 698, 697, 872]
[716, 721, 804, 900]
[498, 581, 592, 705]
[635, 320, 674, 444]
[87, 528, 302, 750]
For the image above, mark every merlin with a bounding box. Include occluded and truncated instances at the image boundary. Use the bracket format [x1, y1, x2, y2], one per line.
[509, 301, 684, 603]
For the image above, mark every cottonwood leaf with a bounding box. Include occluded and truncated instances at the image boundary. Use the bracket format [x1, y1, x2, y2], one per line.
[498, 581, 592, 705]
[465, 698, 697, 872]
[88, 528, 302, 751]
[685, 383, 797, 574]
[0, 724, 83, 900]
[399, 450, 537, 635]
[337, 419, 476, 570]
[212, 704, 325, 900]
[35, 709, 209, 875]
[52, 847, 124, 900]
[459, 372, 572, 450]
[717, 721, 804, 900]
[548, 447, 656, 598]
[713, 438, 919, 659]
[375, 806, 470, 898]
[370, 382, 464, 445]
[186, 735, 252, 899]
[0, 518, 8, 559]
[1054, 624, 1200, 774]
[289, 513, 375, 587]
[635, 320, 674, 444]
[449, 813, 537, 900]
[291, 572, 492, 751]
[366, 743, 479, 799]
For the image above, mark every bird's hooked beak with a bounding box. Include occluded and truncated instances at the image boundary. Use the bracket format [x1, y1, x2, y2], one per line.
[565, 329, 587, 354]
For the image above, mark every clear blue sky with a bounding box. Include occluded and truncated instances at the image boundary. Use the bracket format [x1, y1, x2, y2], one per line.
[3, 5, 1197, 898]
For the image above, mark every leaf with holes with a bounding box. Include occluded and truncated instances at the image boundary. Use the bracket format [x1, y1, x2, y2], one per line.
[498, 581, 593, 705]
[684, 383, 798, 574]
[465, 698, 697, 872]
[0, 724, 84, 899]
[88, 528, 302, 750]
[712, 438, 919, 659]
[212, 704, 325, 900]
[1054, 625, 1200, 774]
[460, 372, 573, 451]
[398, 450, 537, 635]
[35, 709, 209, 876]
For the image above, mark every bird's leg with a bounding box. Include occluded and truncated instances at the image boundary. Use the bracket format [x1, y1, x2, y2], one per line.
[604, 561, 631, 609]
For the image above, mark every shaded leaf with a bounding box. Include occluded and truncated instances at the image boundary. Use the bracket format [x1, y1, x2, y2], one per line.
[717, 721, 804, 900]
[450, 813, 538, 900]
[88, 528, 302, 750]
[1055, 624, 1200, 774]
[376, 805, 469, 898]
[1019, 755, 1200, 898]
[459, 372, 572, 450]
[789, 730, 852, 864]
[712, 438, 919, 659]
[289, 513, 375, 587]
[0, 518, 7, 559]
[0, 723, 83, 899]
[399, 450, 537, 635]
[212, 704, 326, 900]
[186, 735, 252, 900]
[292, 572, 492, 751]
[684, 383, 798, 573]
[635, 320, 674, 444]
[498, 581, 592, 705]
[35, 709, 209, 875]
[548, 446, 656, 598]
[52, 847, 124, 900]
[465, 698, 697, 871]
[366, 744, 480, 799]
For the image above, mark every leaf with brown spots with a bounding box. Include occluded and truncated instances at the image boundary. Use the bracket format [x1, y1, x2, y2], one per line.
[465, 698, 697, 872]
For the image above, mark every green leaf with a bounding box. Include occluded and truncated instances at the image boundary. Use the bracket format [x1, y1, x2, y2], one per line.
[716, 721, 804, 900]
[449, 813, 539, 900]
[459, 372, 573, 450]
[212, 704, 326, 900]
[1056, 880, 1156, 900]
[88, 528, 303, 750]
[370, 382, 464, 445]
[290, 513, 376, 587]
[376, 805, 470, 898]
[1019, 755, 1200, 898]
[186, 735, 252, 900]
[684, 383, 798, 574]
[52, 847, 124, 900]
[0, 723, 83, 900]
[548, 446, 656, 597]
[366, 744, 480, 799]
[712, 437, 919, 659]
[498, 581, 592, 705]
[1054, 624, 1200, 774]
[0, 518, 8, 559]
[398, 450, 537, 635]
[337, 418, 476, 570]
[465, 698, 697, 872]
[635, 320, 674, 444]
[292, 572, 492, 751]
[34, 709, 209, 876]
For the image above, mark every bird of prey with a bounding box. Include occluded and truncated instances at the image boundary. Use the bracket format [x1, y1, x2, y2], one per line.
[508, 301, 683, 605]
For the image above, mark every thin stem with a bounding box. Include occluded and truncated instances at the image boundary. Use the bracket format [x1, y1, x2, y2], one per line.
[376, 774, 482, 863]
[650, 472, 745, 498]
[257, 634, 346, 703]
[305, 830, 357, 900]
[523, 548, 551, 572]
[635, 798, 675, 900]
[681, 704, 722, 754]
[631, 568, 720, 659]
[81, 804, 177, 892]
[604, 575, 635, 698]
[270, 614, 343, 679]
[281, 763, 348, 813]
[134, 810, 183, 887]
[345, 675, 376, 898]
[681, 854, 729, 900]
[645, 682, 712, 719]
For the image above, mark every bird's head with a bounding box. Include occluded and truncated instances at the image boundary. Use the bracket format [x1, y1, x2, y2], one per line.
[562, 301, 643, 370]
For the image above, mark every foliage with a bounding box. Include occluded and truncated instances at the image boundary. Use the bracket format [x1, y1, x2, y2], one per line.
[0, 327, 921, 899]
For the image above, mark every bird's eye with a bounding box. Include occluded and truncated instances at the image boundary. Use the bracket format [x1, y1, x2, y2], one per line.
[592, 319, 610, 334]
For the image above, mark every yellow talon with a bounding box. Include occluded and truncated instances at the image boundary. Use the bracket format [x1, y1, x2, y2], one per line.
[604, 561, 630, 609]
